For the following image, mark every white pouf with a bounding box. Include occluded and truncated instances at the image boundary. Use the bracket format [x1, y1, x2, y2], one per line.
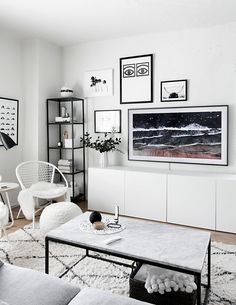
[0, 202, 9, 238]
[40, 202, 82, 234]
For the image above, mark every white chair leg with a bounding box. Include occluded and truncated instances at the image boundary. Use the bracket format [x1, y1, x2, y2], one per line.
[17, 207, 22, 219]
[32, 211, 35, 229]
[3, 228, 9, 241]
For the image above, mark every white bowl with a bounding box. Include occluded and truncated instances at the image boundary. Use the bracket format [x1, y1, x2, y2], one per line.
[60, 86, 73, 98]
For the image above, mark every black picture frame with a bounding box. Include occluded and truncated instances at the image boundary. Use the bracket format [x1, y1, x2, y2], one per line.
[128, 105, 228, 166]
[0, 96, 19, 146]
[120, 54, 153, 104]
[94, 109, 121, 133]
[161, 79, 187, 102]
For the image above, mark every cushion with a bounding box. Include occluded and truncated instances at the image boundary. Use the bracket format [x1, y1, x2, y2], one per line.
[69, 288, 150, 305]
[40, 202, 82, 234]
[0, 301, 10, 305]
[0, 263, 80, 305]
[29, 182, 67, 199]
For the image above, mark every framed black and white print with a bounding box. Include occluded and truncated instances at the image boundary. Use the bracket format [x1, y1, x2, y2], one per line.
[94, 110, 121, 133]
[84, 69, 113, 97]
[120, 54, 153, 104]
[128, 105, 228, 166]
[161, 79, 187, 102]
[0, 97, 19, 146]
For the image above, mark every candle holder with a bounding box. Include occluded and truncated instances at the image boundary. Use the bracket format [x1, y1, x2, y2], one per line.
[107, 205, 121, 228]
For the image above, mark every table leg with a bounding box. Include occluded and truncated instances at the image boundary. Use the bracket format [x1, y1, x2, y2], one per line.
[45, 237, 49, 274]
[196, 273, 201, 305]
[5, 191, 14, 228]
[208, 240, 211, 288]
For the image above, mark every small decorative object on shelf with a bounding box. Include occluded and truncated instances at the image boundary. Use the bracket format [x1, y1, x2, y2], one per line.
[81, 132, 122, 167]
[108, 205, 121, 228]
[61, 106, 67, 118]
[60, 85, 73, 98]
[89, 211, 102, 224]
[58, 159, 72, 173]
[57, 141, 62, 148]
[55, 116, 70, 123]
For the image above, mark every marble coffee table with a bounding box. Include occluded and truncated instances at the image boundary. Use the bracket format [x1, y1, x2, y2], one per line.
[45, 212, 211, 305]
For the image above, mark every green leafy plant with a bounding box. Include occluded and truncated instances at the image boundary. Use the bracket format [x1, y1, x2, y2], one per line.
[80, 132, 122, 153]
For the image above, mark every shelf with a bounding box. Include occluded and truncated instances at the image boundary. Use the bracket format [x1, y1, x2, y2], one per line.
[47, 97, 83, 102]
[48, 122, 83, 125]
[60, 169, 85, 175]
[47, 96, 85, 204]
[49, 146, 83, 150]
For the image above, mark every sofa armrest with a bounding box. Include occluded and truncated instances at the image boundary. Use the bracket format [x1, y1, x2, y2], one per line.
[69, 288, 150, 305]
[0, 263, 80, 305]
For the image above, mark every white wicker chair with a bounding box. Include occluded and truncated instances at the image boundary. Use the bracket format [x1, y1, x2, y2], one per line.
[16, 161, 69, 228]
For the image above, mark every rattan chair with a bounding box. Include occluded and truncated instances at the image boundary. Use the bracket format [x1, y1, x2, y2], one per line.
[16, 161, 69, 228]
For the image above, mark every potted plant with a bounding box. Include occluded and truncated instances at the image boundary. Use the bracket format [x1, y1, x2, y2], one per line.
[80, 132, 122, 167]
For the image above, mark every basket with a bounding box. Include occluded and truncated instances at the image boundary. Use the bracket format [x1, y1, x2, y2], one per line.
[129, 264, 197, 305]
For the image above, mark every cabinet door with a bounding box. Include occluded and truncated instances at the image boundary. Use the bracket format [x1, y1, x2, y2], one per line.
[216, 180, 236, 233]
[124, 171, 167, 221]
[167, 175, 215, 229]
[88, 168, 125, 214]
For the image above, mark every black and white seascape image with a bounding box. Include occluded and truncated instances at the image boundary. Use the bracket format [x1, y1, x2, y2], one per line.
[128, 106, 228, 165]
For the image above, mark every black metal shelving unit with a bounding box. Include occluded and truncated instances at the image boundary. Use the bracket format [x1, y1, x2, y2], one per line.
[46, 97, 85, 202]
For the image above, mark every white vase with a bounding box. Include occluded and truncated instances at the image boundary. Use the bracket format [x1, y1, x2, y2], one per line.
[99, 152, 108, 168]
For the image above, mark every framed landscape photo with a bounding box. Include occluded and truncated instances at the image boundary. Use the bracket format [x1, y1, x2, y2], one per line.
[161, 79, 187, 102]
[120, 54, 153, 104]
[94, 110, 121, 133]
[128, 105, 228, 166]
[0, 97, 19, 146]
[84, 69, 113, 97]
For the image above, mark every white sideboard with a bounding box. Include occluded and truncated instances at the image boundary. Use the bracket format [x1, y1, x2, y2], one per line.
[88, 167, 236, 233]
[88, 167, 125, 214]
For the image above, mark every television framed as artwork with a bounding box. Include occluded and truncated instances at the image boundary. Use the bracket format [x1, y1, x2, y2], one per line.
[128, 105, 228, 166]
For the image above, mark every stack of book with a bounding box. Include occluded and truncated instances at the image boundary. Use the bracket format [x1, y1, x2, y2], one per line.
[58, 159, 72, 173]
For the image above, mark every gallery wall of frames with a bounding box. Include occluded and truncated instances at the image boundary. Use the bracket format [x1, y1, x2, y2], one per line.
[84, 53, 228, 166]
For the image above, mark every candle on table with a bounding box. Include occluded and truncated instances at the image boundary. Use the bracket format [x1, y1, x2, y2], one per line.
[115, 205, 119, 220]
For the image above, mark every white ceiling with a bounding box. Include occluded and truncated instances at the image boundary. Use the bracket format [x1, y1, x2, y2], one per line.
[0, 0, 236, 46]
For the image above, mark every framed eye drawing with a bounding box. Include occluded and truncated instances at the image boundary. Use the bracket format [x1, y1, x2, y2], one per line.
[94, 110, 121, 133]
[161, 79, 187, 102]
[0, 97, 19, 146]
[120, 54, 153, 104]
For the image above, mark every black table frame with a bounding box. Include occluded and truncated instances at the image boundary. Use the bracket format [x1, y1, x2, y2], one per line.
[45, 236, 211, 305]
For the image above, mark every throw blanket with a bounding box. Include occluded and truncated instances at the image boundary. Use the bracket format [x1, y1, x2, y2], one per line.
[18, 182, 70, 220]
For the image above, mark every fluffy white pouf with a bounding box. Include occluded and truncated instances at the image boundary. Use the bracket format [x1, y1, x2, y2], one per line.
[0, 202, 9, 238]
[40, 202, 82, 234]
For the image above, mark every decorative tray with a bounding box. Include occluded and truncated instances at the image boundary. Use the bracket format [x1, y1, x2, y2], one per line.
[79, 216, 125, 235]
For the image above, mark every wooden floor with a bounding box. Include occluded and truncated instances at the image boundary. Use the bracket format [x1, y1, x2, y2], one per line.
[7, 202, 236, 246]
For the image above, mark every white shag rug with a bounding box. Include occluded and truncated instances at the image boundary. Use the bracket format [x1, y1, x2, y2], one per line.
[0, 224, 235, 305]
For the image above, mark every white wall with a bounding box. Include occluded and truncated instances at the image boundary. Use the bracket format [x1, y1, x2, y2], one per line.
[63, 22, 236, 173]
[37, 40, 62, 161]
[0, 29, 24, 204]
[0, 33, 62, 206]
[23, 38, 62, 161]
